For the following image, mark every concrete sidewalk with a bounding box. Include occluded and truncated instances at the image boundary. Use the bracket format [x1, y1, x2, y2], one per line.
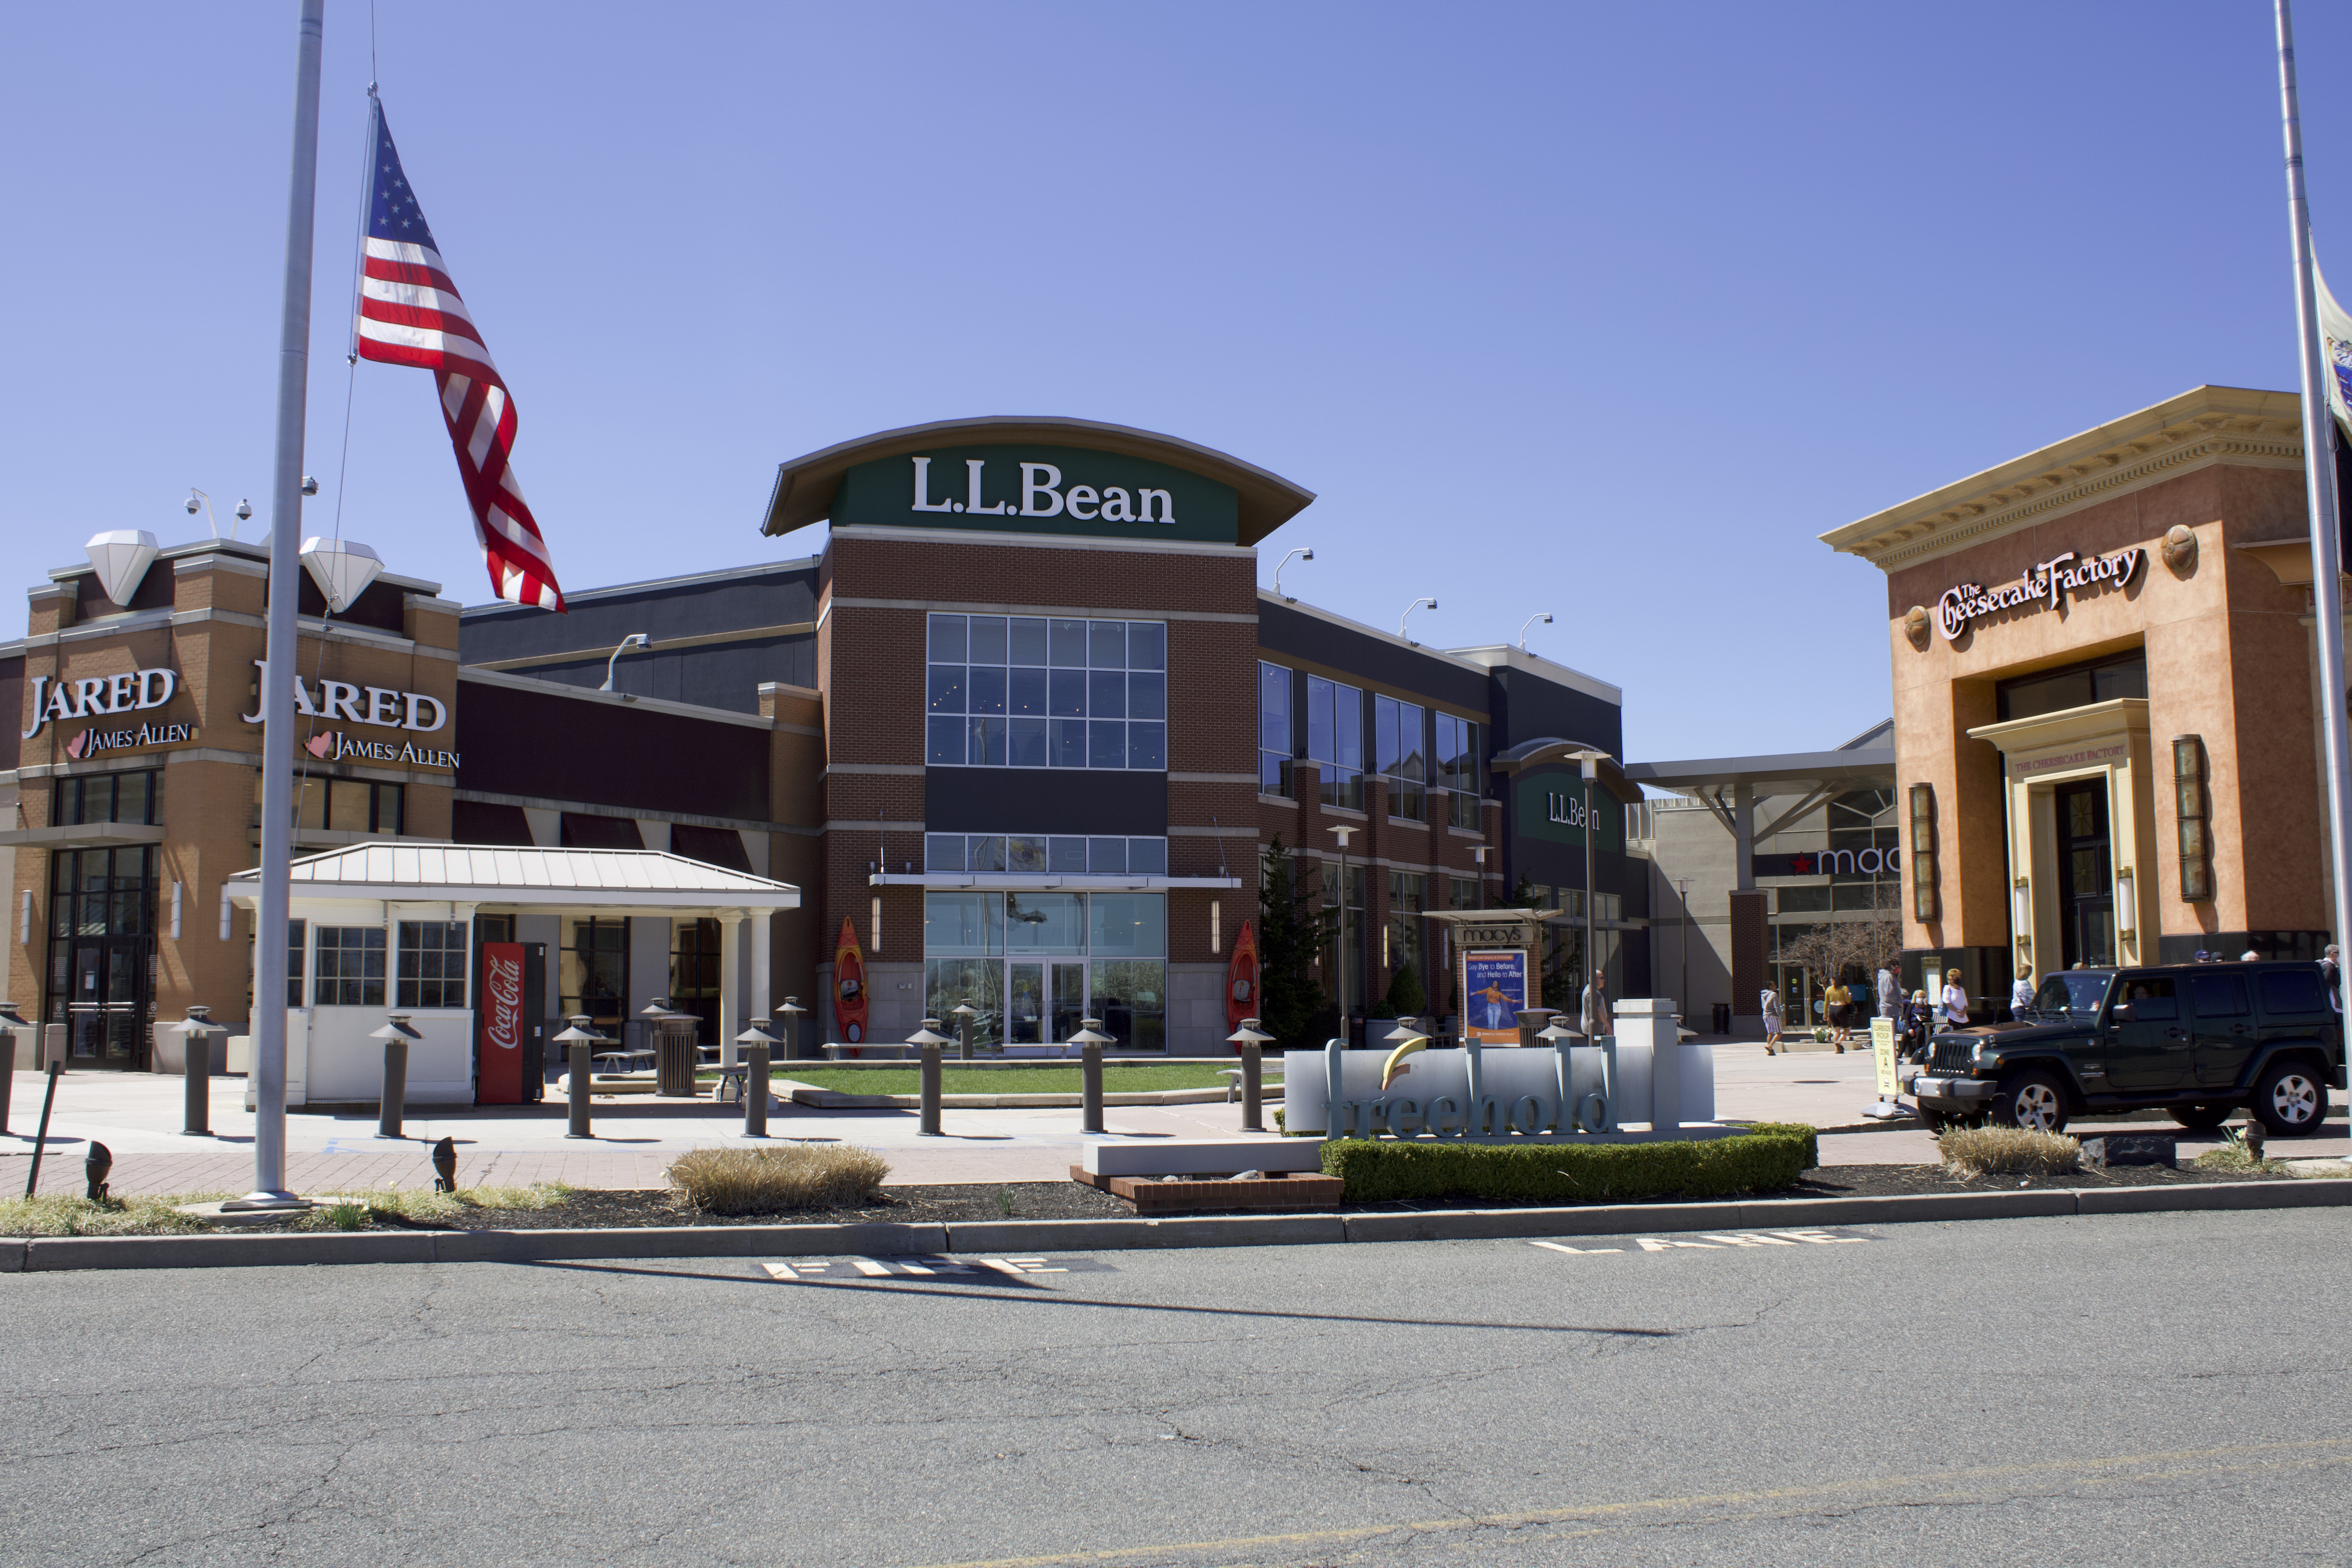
[0, 1059, 2339, 1197]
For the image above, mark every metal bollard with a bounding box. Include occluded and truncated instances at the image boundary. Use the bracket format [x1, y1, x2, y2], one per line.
[555, 1014, 599, 1139]
[1239, 1040, 1264, 1133]
[182, 1011, 214, 1137]
[0, 1007, 20, 1137]
[372, 1015, 419, 1139]
[41, 1023, 65, 1073]
[1070, 1016, 1114, 1136]
[952, 1000, 976, 1062]
[919, 1041, 942, 1136]
[743, 1040, 770, 1138]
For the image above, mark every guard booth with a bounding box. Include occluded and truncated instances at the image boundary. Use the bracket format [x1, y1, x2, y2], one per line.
[227, 844, 800, 1108]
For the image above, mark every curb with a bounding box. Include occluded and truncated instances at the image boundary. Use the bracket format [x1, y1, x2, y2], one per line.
[6, 1179, 2346, 1272]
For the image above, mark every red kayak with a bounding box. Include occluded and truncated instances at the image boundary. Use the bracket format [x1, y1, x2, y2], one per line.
[833, 916, 869, 1048]
[1227, 919, 1261, 1035]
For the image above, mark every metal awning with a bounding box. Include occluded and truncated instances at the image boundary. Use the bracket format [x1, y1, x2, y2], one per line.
[227, 842, 800, 913]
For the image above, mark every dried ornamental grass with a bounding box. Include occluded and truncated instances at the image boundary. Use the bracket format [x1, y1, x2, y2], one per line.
[667, 1144, 891, 1214]
[1938, 1125, 2081, 1177]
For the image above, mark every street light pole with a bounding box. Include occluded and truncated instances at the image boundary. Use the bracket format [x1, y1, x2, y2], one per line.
[1331, 824, 1355, 1047]
[1677, 875, 1690, 1020]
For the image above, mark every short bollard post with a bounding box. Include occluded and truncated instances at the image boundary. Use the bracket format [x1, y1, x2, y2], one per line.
[735, 1018, 777, 1138]
[950, 1000, 977, 1062]
[178, 1005, 224, 1137]
[372, 1014, 421, 1139]
[41, 1023, 65, 1073]
[1227, 1017, 1274, 1134]
[1068, 1016, 1116, 1136]
[0, 1000, 27, 1136]
[776, 996, 806, 1062]
[907, 1019, 952, 1136]
[554, 1015, 603, 1140]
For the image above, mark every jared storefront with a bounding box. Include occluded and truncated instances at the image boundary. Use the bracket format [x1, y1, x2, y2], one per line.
[1822, 385, 2344, 1010]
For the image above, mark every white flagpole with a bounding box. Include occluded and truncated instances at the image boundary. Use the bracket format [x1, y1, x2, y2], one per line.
[232, 0, 326, 1209]
[2277, 0, 2352, 1045]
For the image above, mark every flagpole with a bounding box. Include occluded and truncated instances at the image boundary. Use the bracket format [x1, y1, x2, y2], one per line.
[232, 0, 326, 1209]
[2277, 0, 2352, 1057]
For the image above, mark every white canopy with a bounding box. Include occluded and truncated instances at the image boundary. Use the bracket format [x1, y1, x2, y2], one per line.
[226, 842, 800, 914]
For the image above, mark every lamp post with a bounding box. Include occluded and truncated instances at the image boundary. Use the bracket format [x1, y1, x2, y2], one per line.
[1330, 824, 1355, 1047]
[1517, 612, 1553, 650]
[176, 1005, 225, 1138]
[1226, 1018, 1274, 1132]
[776, 995, 806, 1062]
[1399, 597, 1438, 644]
[1563, 750, 1613, 1027]
[1274, 546, 1314, 602]
[949, 999, 978, 1061]
[735, 1018, 777, 1138]
[554, 1014, 604, 1139]
[1677, 876, 1691, 1024]
[599, 633, 650, 695]
[370, 1013, 422, 1140]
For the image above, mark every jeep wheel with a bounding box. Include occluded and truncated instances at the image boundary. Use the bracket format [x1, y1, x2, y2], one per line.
[2252, 1060, 2331, 1138]
[2169, 1103, 2234, 1131]
[1994, 1070, 2069, 1134]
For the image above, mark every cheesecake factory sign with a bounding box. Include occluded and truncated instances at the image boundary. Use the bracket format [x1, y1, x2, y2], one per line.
[1935, 545, 2144, 641]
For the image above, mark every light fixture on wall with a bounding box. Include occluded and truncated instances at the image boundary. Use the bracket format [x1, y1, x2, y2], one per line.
[1909, 784, 1938, 923]
[2174, 737, 2212, 901]
[871, 895, 882, 956]
[1399, 597, 1438, 644]
[2011, 877, 2030, 962]
[601, 633, 651, 697]
[1210, 899, 1221, 955]
[1274, 547, 1314, 603]
[2114, 866, 2137, 955]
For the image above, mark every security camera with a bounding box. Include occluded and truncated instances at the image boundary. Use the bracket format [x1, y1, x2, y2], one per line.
[235, 500, 253, 522]
[185, 497, 199, 515]
[301, 476, 319, 496]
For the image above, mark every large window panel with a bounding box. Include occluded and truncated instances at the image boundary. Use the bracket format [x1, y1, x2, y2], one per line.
[1308, 676, 1365, 811]
[1091, 958, 1166, 1051]
[1005, 893, 1085, 951]
[396, 920, 467, 1009]
[1089, 894, 1167, 958]
[1259, 662, 1293, 797]
[928, 615, 1168, 772]
[925, 892, 1002, 955]
[314, 926, 386, 1007]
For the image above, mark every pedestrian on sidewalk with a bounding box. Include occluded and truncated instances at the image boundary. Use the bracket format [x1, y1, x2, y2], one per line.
[2010, 964, 2036, 1020]
[1581, 968, 1613, 1042]
[1940, 969, 1970, 1029]
[1762, 987, 1784, 1054]
[1824, 978, 1851, 1051]
[1903, 989, 1933, 1062]
[2324, 944, 2342, 1013]
[1876, 965, 1898, 1020]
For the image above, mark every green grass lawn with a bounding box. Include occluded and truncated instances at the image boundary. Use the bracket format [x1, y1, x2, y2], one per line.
[749, 1063, 1275, 1096]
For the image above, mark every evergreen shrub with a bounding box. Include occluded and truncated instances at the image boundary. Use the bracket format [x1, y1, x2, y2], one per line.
[1321, 1122, 1817, 1204]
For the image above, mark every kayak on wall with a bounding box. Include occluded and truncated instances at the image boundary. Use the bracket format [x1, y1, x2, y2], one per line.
[1227, 918, 1260, 1035]
[833, 916, 868, 1050]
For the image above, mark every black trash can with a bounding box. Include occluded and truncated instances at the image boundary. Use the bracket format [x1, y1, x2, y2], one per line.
[653, 1012, 699, 1097]
[1711, 1002, 1731, 1036]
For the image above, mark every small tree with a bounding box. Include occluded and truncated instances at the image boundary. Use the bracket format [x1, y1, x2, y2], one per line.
[1385, 960, 1426, 1016]
[1256, 835, 1328, 1050]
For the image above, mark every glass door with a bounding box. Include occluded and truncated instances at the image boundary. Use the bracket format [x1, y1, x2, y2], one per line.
[2055, 780, 2115, 969]
[1007, 962, 1045, 1045]
[68, 943, 145, 1066]
[1051, 961, 1087, 1048]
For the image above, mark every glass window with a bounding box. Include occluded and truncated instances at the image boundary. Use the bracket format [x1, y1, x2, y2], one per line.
[1049, 618, 1087, 666]
[928, 665, 965, 713]
[314, 926, 386, 1007]
[1005, 893, 1084, 951]
[2189, 973, 2250, 1018]
[969, 717, 1006, 766]
[1308, 676, 1365, 810]
[1008, 668, 1047, 718]
[396, 921, 467, 1009]
[1387, 872, 1426, 981]
[925, 957, 1003, 1044]
[1089, 893, 1168, 957]
[1088, 670, 1126, 718]
[926, 833, 967, 871]
[285, 918, 306, 1007]
[559, 917, 630, 1036]
[1128, 722, 1166, 770]
[969, 836, 1007, 873]
[1049, 836, 1088, 873]
[1127, 622, 1166, 670]
[969, 615, 1009, 664]
[1050, 719, 1087, 768]
[1091, 958, 1167, 1051]
[1089, 620, 1126, 668]
[2261, 969, 2330, 1015]
[1127, 837, 1167, 875]
[2116, 977, 2179, 1020]
[928, 717, 966, 766]
[1007, 835, 1047, 873]
[925, 893, 1002, 955]
[1009, 616, 1049, 664]
[1377, 696, 1426, 821]
[1259, 662, 1292, 797]
[1128, 671, 1166, 720]
[1008, 717, 1048, 768]
[1089, 720, 1126, 769]
[927, 613, 967, 662]
[1089, 837, 1127, 874]
[1449, 877, 1477, 910]
[969, 667, 1007, 716]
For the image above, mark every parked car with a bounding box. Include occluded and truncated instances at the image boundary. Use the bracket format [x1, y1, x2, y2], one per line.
[1904, 962, 2343, 1136]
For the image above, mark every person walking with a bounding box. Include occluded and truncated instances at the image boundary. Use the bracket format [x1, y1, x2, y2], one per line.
[1762, 986, 1784, 1054]
[2010, 964, 2036, 1020]
[1824, 978, 1851, 1051]
[1581, 967, 1613, 1043]
[1940, 968, 1970, 1029]
[1876, 965, 1898, 1021]
[2323, 944, 2342, 1014]
[1902, 989, 1933, 1062]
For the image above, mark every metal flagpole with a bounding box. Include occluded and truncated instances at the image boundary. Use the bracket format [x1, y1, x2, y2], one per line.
[2277, 0, 2352, 1075]
[232, 0, 326, 1209]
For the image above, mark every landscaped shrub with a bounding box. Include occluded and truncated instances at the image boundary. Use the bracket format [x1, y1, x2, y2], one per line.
[1938, 1126, 2078, 1177]
[668, 1145, 890, 1214]
[1321, 1122, 1816, 1204]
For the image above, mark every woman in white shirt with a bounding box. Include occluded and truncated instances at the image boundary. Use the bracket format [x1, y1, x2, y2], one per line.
[1762, 987, 1784, 1055]
[2010, 964, 2036, 1018]
[1941, 969, 1970, 1029]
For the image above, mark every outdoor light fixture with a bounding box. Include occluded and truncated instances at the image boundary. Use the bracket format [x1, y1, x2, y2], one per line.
[298, 535, 384, 614]
[84, 1141, 112, 1202]
[1331, 825, 1356, 1040]
[218, 890, 232, 942]
[599, 633, 651, 696]
[1399, 597, 1438, 644]
[2174, 736, 2212, 901]
[20, 890, 31, 945]
[1274, 546, 1314, 603]
[2114, 866, 2137, 953]
[84, 530, 159, 606]
[1909, 784, 1938, 922]
[430, 1135, 458, 1192]
[777, 996, 808, 1062]
[2011, 877, 2031, 961]
[1210, 898, 1221, 955]
[871, 895, 883, 955]
[1518, 612, 1553, 650]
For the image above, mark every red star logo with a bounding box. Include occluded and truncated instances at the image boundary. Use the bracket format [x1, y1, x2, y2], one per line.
[1790, 853, 1814, 874]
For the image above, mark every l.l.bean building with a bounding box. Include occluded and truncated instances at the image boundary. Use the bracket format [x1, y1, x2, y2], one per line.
[1, 417, 1647, 1080]
[1823, 385, 2344, 1008]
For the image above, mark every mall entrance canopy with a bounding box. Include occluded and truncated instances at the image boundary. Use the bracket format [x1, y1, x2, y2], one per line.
[227, 844, 799, 1105]
[1622, 746, 1896, 893]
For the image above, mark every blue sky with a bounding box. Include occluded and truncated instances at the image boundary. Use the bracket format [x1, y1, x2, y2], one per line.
[4, 2, 2347, 763]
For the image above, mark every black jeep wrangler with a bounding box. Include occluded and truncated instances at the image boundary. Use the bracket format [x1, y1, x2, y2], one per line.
[1905, 962, 2344, 1137]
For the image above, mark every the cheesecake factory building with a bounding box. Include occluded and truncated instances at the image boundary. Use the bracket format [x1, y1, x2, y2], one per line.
[1822, 385, 2346, 1009]
[1, 417, 1646, 1077]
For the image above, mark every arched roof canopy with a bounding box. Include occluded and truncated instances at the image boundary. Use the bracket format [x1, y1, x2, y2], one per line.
[1490, 738, 1646, 806]
[760, 416, 1316, 548]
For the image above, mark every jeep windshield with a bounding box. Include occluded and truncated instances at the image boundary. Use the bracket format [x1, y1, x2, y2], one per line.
[2021, 970, 2113, 1023]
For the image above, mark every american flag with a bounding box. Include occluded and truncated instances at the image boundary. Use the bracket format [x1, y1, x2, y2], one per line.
[354, 99, 564, 611]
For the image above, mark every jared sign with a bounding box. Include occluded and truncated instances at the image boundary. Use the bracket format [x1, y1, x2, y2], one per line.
[21, 669, 178, 739]
[239, 660, 448, 732]
[1936, 546, 2144, 641]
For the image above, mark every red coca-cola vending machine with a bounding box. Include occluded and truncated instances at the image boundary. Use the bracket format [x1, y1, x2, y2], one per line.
[475, 940, 546, 1104]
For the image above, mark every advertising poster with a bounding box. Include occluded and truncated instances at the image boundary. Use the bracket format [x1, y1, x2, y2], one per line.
[1461, 949, 1529, 1044]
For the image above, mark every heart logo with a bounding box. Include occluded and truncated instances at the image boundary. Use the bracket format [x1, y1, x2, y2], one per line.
[305, 732, 334, 759]
[64, 731, 85, 760]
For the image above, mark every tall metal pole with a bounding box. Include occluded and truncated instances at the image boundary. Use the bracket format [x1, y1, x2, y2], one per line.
[235, 0, 326, 1209]
[1582, 759, 1597, 1025]
[2279, 0, 2352, 1050]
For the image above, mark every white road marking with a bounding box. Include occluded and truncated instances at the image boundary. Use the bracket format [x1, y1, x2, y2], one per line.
[849, 1258, 893, 1276]
[1529, 1240, 1622, 1255]
[1529, 1229, 1874, 1260]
